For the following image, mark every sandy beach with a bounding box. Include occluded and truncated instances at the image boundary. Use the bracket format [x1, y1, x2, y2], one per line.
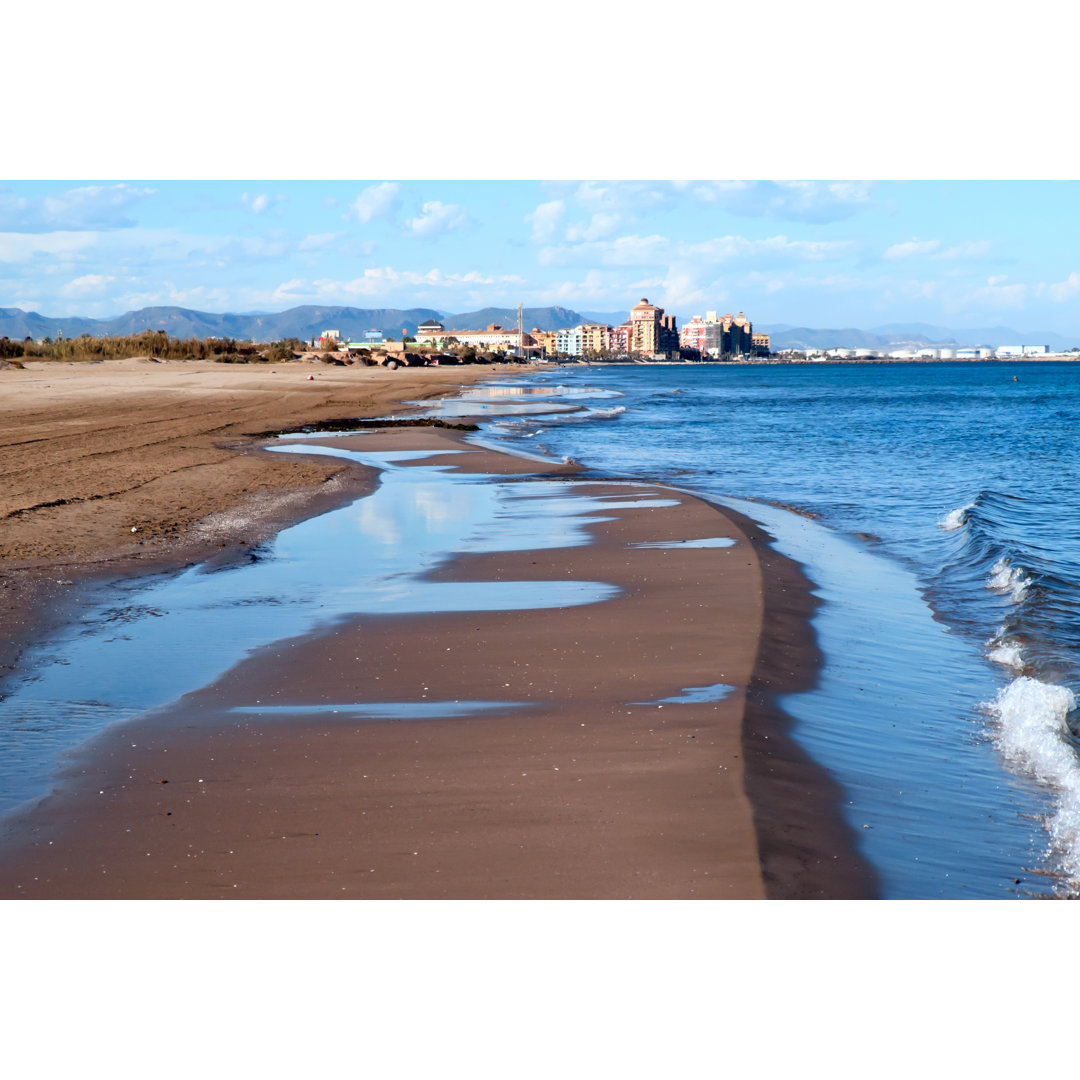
[0, 358, 872, 898]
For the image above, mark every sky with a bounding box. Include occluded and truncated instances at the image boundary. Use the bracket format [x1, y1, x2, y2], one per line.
[3, 179, 1080, 334]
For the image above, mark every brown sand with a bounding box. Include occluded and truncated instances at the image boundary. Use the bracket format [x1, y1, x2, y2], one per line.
[0, 357, 498, 676]
[0, 361, 872, 898]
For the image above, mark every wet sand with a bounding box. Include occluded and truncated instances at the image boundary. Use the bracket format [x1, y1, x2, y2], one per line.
[0, 357, 500, 677]
[0, 361, 873, 898]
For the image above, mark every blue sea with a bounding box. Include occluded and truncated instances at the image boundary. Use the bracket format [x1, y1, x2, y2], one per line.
[438, 360, 1080, 898]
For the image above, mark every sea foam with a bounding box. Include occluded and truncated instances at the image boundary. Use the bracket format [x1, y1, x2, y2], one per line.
[939, 502, 974, 531]
[984, 676, 1080, 881]
[986, 636, 1025, 671]
[987, 557, 1031, 603]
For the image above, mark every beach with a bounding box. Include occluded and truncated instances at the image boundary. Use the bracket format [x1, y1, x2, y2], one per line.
[0, 358, 870, 899]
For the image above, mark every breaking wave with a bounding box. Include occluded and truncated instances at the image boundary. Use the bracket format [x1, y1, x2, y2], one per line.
[984, 676, 1080, 883]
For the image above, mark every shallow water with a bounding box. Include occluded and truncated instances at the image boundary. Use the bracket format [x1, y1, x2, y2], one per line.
[0, 448, 625, 818]
[454, 362, 1080, 897]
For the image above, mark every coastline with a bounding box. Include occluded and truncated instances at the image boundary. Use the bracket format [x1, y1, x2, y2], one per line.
[0, 360, 868, 898]
[0, 357, 506, 686]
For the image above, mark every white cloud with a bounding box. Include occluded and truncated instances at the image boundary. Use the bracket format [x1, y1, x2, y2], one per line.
[61, 273, 114, 296]
[297, 232, 342, 251]
[526, 199, 565, 242]
[242, 192, 270, 213]
[573, 181, 675, 214]
[404, 201, 468, 238]
[539, 232, 853, 269]
[273, 267, 522, 304]
[686, 234, 854, 263]
[565, 212, 621, 243]
[936, 241, 991, 260]
[1049, 271, 1080, 302]
[346, 182, 401, 224]
[693, 181, 873, 223]
[884, 238, 941, 259]
[970, 277, 1027, 309]
[0, 184, 156, 232]
[0, 230, 99, 262]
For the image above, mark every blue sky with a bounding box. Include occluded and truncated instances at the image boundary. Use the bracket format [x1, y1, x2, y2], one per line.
[3, 179, 1080, 333]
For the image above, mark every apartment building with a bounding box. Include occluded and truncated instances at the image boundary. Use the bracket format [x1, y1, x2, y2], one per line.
[556, 326, 583, 357]
[579, 324, 610, 355]
[629, 298, 663, 355]
[608, 324, 631, 355]
[678, 310, 754, 357]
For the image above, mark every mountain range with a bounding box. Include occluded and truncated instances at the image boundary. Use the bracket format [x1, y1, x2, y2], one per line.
[759, 322, 1080, 351]
[2, 305, 1076, 351]
[0, 304, 631, 342]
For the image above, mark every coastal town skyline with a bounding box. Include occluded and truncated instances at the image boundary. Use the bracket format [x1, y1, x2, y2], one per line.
[4, 180, 1080, 339]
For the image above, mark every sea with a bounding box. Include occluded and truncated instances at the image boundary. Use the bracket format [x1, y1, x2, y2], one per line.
[3, 358, 1080, 899]
[425, 360, 1080, 899]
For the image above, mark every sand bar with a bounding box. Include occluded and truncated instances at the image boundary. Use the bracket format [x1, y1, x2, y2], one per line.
[0, 360, 873, 898]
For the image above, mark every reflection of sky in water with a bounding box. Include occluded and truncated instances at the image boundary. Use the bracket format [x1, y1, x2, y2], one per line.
[630, 538, 737, 549]
[0, 447, 635, 817]
[632, 683, 735, 705]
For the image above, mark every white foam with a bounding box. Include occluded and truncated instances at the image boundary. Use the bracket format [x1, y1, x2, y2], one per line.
[984, 676, 1080, 881]
[987, 557, 1031, 603]
[986, 636, 1025, 671]
[545, 405, 627, 424]
[939, 502, 973, 531]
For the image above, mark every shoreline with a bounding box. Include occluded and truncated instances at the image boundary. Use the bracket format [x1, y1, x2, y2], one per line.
[0, 357, 512, 688]
[0, 361, 870, 898]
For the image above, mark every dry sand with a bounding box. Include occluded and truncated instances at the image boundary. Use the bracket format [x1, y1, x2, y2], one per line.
[0, 359, 873, 898]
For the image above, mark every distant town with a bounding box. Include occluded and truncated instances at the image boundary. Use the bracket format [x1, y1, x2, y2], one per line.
[5, 296, 1077, 365]
[319, 298, 1073, 364]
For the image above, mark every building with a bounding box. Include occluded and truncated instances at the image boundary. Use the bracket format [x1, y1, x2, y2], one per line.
[629, 298, 679, 357]
[680, 316, 723, 356]
[752, 332, 770, 354]
[436, 322, 535, 353]
[608, 324, 631, 355]
[415, 320, 445, 344]
[659, 313, 679, 354]
[579, 324, 610, 356]
[679, 310, 753, 358]
[556, 326, 583, 357]
[533, 330, 559, 358]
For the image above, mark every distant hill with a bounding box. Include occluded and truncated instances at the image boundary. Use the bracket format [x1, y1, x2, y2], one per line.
[439, 306, 591, 333]
[0, 304, 610, 342]
[0, 305, 446, 342]
[760, 323, 1080, 351]
[0, 307, 102, 340]
[578, 310, 630, 326]
[4, 304, 1076, 350]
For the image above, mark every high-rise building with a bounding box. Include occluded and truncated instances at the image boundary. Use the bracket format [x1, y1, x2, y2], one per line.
[680, 310, 754, 357]
[630, 298, 668, 356]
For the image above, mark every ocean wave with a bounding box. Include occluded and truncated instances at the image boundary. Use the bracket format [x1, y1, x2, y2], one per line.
[986, 630, 1025, 671]
[939, 502, 974, 531]
[987, 557, 1032, 603]
[984, 675, 1080, 881]
[540, 405, 627, 425]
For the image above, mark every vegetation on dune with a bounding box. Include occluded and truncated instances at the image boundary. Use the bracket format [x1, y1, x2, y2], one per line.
[0, 331, 307, 364]
[0, 330, 529, 369]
